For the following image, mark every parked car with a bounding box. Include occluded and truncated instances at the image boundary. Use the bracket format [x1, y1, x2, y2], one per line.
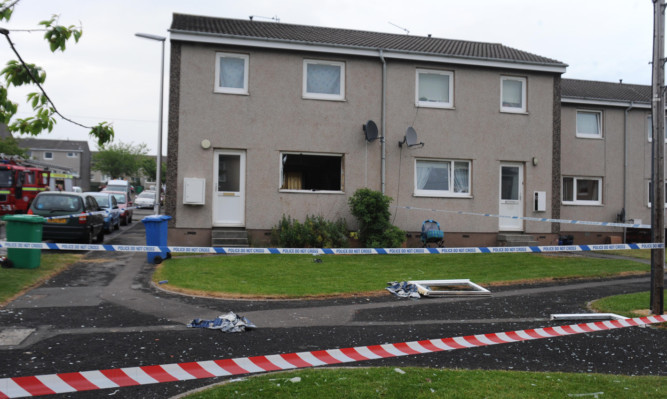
[102, 179, 133, 202]
[28, 192, 105, 243]
[106, 191, 133, 225]
[85, 192, 121, 233]
[135, 190, 156, 209]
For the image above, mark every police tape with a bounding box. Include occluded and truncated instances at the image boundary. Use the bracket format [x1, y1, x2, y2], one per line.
[396, 206, 652, 229]
[0, 241, 663, 254]
[0, 315, 664, 398]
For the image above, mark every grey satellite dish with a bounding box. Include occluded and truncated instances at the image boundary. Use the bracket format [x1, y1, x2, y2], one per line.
[399, 126, 424, 148]
[363, 120, 379, 142]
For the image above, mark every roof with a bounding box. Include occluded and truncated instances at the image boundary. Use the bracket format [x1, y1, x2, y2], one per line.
[561, 79, 651, 106]
[17, 138, 90, 152]
[170, 14, 566, 72]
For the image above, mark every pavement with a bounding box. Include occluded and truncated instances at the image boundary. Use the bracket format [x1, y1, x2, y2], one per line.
[0, 214, 665, 398]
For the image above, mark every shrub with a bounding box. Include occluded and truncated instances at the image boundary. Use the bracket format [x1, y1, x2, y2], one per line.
[271, 215, 348, 248]
[348, 188, 405, 248]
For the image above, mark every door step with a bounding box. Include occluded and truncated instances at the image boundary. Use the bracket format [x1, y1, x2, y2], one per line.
[497, 233, 538, 247]
[212, 227, 249, 247]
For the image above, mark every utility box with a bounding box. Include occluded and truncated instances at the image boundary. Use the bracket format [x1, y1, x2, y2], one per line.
[534, 191, 547, 212]
[183, 178, 205, 205]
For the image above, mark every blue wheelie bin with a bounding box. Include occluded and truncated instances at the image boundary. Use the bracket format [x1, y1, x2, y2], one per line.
[142, 215, 172, 264]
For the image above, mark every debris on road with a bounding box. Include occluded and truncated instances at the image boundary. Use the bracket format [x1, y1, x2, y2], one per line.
[387, 279, 491, 298]
[187, 311, 256, 332]
[386, 281, 420, 298]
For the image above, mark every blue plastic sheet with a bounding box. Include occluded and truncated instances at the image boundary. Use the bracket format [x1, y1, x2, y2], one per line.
[187, 312, 256, 332]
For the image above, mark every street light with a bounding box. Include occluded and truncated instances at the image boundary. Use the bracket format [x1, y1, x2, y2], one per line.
[135, 32, 166, 215]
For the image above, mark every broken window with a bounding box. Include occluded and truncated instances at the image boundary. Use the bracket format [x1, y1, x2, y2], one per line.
[280, 153, 343, 192]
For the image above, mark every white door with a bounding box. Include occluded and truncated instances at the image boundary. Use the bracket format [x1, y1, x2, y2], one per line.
[499, 163, 524, 231]
[213, 150, 245, 227]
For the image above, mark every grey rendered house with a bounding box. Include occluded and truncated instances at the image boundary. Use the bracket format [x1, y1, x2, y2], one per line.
[18, 138, 92, 191]
[166, 14, 567, 247]
[560, 79, 656, 244]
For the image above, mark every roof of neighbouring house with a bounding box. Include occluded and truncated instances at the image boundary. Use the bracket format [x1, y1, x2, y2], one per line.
[170, 14, 567, 71]
[561, 79, 651, 105]
[17, 138, 90, 152]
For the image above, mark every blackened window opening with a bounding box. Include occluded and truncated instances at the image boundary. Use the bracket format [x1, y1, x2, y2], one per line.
[282, 154, 342, 191]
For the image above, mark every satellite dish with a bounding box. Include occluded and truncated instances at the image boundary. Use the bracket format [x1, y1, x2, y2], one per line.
[399, 126, 424, 148]
[363, 120, 379, 142]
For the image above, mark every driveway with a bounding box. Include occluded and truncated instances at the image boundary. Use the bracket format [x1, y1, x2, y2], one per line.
[0, 216, 665, 398]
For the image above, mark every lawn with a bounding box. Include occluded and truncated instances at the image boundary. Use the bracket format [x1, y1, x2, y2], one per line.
[184, 367, 665, 399]
[590, 290, 666, 318]
[0, 252, 83, 305]
[154, 252, 649, 298]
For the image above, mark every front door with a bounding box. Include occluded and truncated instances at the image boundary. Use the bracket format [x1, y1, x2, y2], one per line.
[499, 163, 524, 231]
[213, 150, 245, 227]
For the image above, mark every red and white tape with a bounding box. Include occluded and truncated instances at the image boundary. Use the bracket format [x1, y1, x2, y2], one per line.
[0, 315, 664, 398]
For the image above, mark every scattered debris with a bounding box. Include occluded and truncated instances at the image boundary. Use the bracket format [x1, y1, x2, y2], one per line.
[313, 258, 322, 263]
[387, 279, 490, 298]
[289, 377, 301, 383]
[158, 280, 168, 284]
[394, 368, 406, 374]
[0, 256, 13, 268]
[187, 312, 256, 333]
[567, 393, 604, 398]
[551, 313, 625, 321]
[386, 281, 420, 298]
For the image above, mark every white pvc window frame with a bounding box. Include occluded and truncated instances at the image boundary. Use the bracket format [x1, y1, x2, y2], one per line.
[214, 52, 249, 95]
[43, 152, 53, 160]
[562, 176, 602, 206]
[576, 110, 603, 139]
[302, 59, 345, 101]
[414, 159, 471, 198]
[647, 180, 667, 208]
[646, 115, 667, 143]
[500, 76, 527, 113]
[415, 69, 454, 109]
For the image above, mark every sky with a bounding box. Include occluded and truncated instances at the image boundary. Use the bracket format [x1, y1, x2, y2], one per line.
[0, 0, 658, 155]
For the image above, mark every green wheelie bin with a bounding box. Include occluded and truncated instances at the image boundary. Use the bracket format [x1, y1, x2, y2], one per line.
[2, 214, 45, 269]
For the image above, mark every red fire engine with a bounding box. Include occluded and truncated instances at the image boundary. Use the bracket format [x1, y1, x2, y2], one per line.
[0, 158, 51, 215]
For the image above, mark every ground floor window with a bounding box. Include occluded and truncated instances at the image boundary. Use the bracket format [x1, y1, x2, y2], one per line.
[280, 152, 343, 192]
[562, 176, 601, 205]
[647, 180, 667, 207]
[414, 159, 470, 197]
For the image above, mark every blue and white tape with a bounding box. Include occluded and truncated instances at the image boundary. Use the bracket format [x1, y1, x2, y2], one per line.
[396, 206, 652, 229]
[0, 241, 662, 254]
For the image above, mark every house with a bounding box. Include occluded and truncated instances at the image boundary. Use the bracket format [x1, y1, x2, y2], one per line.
[560, 79, 655, 244]
[166, 14, 569, 247]
[18, 138, 92, 191]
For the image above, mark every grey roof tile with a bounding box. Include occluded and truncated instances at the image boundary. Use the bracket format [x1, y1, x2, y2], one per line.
[170, 14, 566, 68]
[562, 78, 651, 104]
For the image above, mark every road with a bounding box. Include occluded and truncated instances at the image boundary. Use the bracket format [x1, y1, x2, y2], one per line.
[0, 211, 665, 398]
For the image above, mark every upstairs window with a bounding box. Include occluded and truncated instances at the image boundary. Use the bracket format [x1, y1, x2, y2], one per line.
[576, 110, 602, 138]
[562, 176, 602, 205]
[67, 152, 79, 158]
[43, 152, 53, 160]
[414, 159, 471, 197]
[303, 60, 345, 101]
[500, 76, 526, 113]
[214, 52, 249, 95]
[416, 69, 453, 108]
[280, 153, 343, 192]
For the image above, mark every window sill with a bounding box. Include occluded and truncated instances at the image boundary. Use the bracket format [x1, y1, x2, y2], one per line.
[213, 89, 249, 96]
[414, 193, 472, 199]
[279, 189, 345, 195]
[561, 202, 603, 207]
[301, 96, 346, 102]
[416, 102, 455, 110]
[500, 109, 528, 115]
[575, 135, 603, 140]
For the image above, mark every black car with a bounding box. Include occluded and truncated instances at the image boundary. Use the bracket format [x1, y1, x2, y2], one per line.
[28, 192, 105, 244]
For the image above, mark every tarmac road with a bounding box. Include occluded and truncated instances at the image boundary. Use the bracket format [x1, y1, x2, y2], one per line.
[0, 213, 665, 398]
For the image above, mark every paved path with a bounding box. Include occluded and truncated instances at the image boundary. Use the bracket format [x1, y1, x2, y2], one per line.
[0, 218, 665, 398]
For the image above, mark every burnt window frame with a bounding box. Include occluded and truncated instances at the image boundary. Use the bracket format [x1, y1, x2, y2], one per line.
[279, 152, 344, 193]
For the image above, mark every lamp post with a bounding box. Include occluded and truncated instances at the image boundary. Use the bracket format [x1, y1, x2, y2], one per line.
[135, 32, 166, 215]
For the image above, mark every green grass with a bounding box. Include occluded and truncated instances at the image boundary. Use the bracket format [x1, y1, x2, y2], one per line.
[0, 252, 82, 305]
[184, 367, 666, 398]
[590, 290, 666, 318]
[154, 253, 648, 298]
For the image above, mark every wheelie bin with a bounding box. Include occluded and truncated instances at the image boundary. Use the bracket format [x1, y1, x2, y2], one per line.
[2, 214, 45, 269]
[142, 215, 172, 264]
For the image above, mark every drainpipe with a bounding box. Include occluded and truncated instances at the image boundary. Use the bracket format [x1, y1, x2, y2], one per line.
[623, 102, 633, 243]
[379, 49, 387, 194]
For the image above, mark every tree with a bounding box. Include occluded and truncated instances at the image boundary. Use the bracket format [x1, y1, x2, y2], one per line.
[141, 156, 166, 184]
[92, 142, 148, 180]
[0, 0, 114, 146]
[0, 136, 25, 156]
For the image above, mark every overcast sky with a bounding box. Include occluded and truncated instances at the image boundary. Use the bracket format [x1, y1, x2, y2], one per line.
[0, 0, 658, 155]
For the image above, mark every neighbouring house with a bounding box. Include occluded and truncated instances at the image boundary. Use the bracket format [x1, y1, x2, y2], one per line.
[560, 79, 656, 244]
[18, 138, 92, 191]
[166, 14, 568, 247]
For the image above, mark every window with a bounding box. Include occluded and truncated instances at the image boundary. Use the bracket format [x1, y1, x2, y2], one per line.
[67, 152, 78, 158]
[576, 110, 602, 138]
[647, 181, 667, 207]
[646, 115, 667, 143]
[43, 152, 53, 160]
[562, 177, 602, 205]
[416, 69, 453, 108]
[280, 153, 343, 192]
[214, 52, 249, 95]
[415, 159, 471, 197]
[500, 76, 526, 113]
[303, 60, 345, 100]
